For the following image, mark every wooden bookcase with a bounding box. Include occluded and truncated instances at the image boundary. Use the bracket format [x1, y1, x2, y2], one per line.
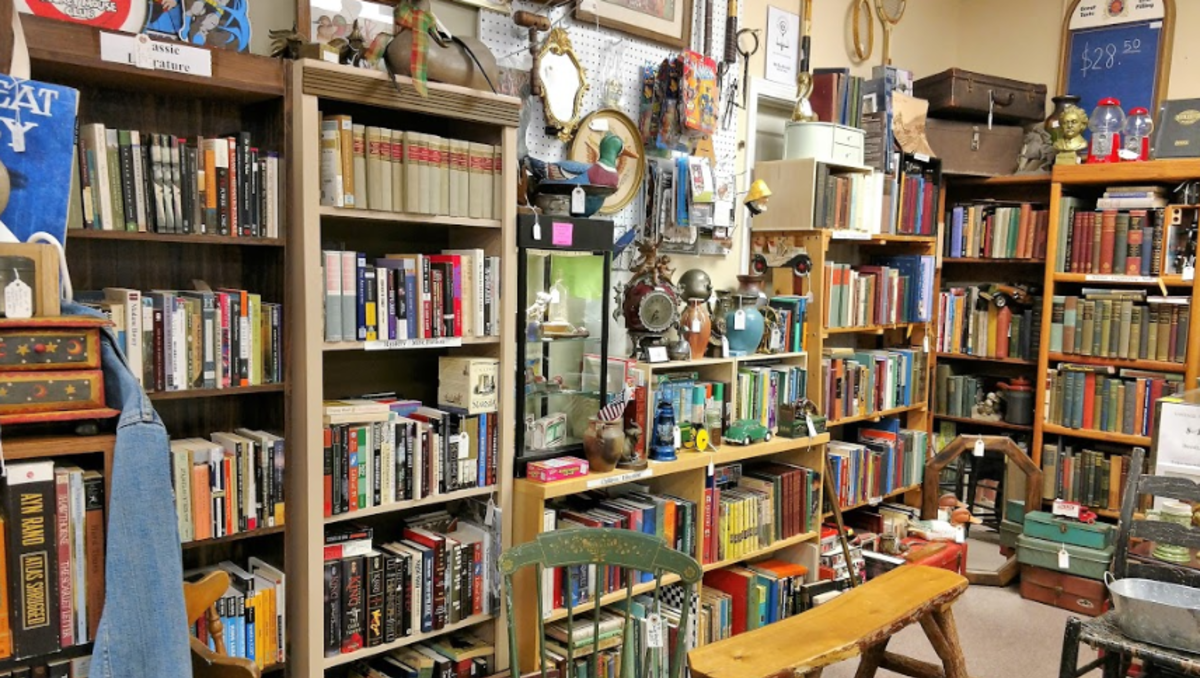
[285, 60, 518, 677]
[17, 14, 291, 674]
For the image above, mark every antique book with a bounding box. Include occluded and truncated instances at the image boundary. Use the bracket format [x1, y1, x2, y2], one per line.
[352, 124, 367, 210]
[365, 127, 384, 212]
[404, 131, 420, 214]
[379, 130, 394, 213]
[1152, 98, 1200, 158]
[390, 129, 404, 216]
[319, 118, 342, 207]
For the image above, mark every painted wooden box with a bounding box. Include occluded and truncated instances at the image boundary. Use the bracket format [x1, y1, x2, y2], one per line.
[1016, 534, 1113, 581]
[0, 316, 105, 371]
[0, 317, 117, 423]
[1019, 564, 1108, 617]
[1023, 511, 1115, 550]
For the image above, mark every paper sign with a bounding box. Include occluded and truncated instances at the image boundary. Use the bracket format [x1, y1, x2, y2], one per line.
[552, 221, 574, 246]
[973, 438, 985, 457]
[99, 32, 213, 78]
[1153, 401, 1200, 469]
[734, 310, 746, 330]
[765, 7, 800, 86]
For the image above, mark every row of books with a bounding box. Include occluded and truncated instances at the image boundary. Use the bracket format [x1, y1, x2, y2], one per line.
[319, 116, 501, 219]
[540, 490, 697, 612]
[344, 631, 494, 678]
[707, 463, 820, 565]
[649, 372, 727, 440]
[1055, 205, 1175, 276]
[76, 124, 282, 237]
[813, 167, 879, 233]
[1044, 365, 1183, 438]
[321, 249, 501, 343]
[1041, 444, 1139, 511]
[702, 554, 825, 639]
[538, 596, 683, 678]
[169, 430, 285, 544]
[187, 557, 287, 668]
[79, 286, 283, 392]
[322, 399, 498, 517]
[820, 348, 927, 422]
[323, 510, 495, 657]
[935, 286, 1041, 361]
[823, 255, 935, 329]
[767, 296, 809, 354]
[893, 156, 939, 236]
[0, 461, 105, 660]
[944, 202, 1049, 260]
[734, 364, 808, 432]
[932, 367, 988, 420]
[1048, 292, 1189, 364]
[0, 657, 91, 678]
[827, 419, 929, 509]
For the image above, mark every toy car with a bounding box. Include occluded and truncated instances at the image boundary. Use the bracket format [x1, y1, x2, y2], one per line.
[984, 284, 1033, 308]
[724, 419, 772, 445]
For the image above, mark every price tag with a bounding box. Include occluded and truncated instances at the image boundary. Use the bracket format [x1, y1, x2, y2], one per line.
[708, 458, 715, 476]
[691, 317, 701, 333]
[770, 327, 783, 350]
[549, 288, 561, 304]
[4, 275, 32, 320]
[923, 334, 930, 352]
[987, 89, 995, 130]
[720, 336, 730, 358]
[646, 613, 664, 648]
[532, 217, 542, 241]
[734, 310, 746, 330]
[973, 438, 985, 457]
[571, 186, 586, 215]
[1058, 546, 1070, 569]
[955, 525, 965, 544]
[672, 426, 681, 450]
[805, 414, 817, 438]
[133, 33, 155, 70]
[1185, 264, 1195, 282]
[458, 432, 470, 459]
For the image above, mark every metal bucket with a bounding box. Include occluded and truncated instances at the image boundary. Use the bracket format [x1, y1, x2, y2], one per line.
[1106, 573, 1200, 653]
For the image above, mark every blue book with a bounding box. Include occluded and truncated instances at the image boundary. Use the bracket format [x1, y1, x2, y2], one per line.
[355, 253, 367, 340]
[0, 75, 78, 245]
[950, 207, 964, 257]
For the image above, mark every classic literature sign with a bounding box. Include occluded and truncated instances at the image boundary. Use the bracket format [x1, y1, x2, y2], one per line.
[99, 31, 214, 78]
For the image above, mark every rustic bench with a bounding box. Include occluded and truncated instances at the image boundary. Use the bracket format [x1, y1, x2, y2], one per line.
[688, 565, 974, 678]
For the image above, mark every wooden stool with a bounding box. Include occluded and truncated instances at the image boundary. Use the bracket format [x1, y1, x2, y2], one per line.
[688, 565, 975, 678]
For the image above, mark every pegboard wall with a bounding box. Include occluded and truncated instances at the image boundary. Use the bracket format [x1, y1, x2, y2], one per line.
[478, 0, 743, 253]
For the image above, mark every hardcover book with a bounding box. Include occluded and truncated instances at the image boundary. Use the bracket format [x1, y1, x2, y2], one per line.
[4, 461, 58, 658]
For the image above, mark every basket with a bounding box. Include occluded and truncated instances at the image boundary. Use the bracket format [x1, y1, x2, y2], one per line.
[1107, 573, 1200, 653]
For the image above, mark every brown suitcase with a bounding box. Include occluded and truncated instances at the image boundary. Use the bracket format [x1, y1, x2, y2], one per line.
[925, 118, 1023, 177]
[914, 68, 1047, 124]
[1019, 565, 1108, 617]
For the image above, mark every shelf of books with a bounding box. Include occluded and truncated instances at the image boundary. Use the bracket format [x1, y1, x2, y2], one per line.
[1034, 160, 1200, 521]
[287, 60, 518, 678]
[14, 22, 291, 676]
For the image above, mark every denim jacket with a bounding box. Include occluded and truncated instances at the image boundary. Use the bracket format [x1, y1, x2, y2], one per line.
[61, 302, 191, 678]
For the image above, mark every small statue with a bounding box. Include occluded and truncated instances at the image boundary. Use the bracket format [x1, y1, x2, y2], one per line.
[332, 20, 369, 67]
[269, 24, 307, 60]
[973, 392, 1003, 422]
[1053, 104, 1089, 166]
[1017, 128, 1054, 174]
[791, 72, 818, 123]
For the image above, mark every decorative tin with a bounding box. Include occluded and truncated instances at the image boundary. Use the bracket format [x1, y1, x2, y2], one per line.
[1024, 511, 1115, 550]
[1016, 534, 1114, 581]
[0, 317, 106, 370]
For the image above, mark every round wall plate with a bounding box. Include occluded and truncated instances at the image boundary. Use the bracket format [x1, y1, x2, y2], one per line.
[569, 109, 646, 215]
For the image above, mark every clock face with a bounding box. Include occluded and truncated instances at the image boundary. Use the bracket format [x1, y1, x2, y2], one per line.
[638, 289, 677, 333]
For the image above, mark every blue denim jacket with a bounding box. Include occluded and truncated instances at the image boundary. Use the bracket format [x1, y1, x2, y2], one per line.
[61, 302, 191, 678]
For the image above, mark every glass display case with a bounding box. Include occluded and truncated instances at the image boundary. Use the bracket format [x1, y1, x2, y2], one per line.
[516, 214, 615, 476]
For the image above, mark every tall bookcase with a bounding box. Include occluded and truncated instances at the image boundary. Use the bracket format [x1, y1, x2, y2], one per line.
[16, 15, 291, 674]
[1034, 160, 1200, 520]
[286, 60, 518, 678]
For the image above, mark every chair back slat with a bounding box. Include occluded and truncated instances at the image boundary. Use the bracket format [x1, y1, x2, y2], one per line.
[590, 585, 602, 678]
[535, 564, 549, 678]
[1129, 520, 1200, 551]
[1128, 558, 1200, 587]
[565, 566, 576, 672]
[1138, 475, 1200, 503]
[1114, 447, 1200, 584]
[619, 573, 635, 678]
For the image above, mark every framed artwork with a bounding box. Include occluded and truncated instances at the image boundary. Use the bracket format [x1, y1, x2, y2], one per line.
[576, 0, 694, 49]
[308, 0, 393, 46]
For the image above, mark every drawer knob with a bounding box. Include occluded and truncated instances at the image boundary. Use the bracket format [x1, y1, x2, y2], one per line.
[33, 343, 46, 354]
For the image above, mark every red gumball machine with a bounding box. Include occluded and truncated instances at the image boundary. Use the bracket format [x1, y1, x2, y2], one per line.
[1087, 97, 1125, 163]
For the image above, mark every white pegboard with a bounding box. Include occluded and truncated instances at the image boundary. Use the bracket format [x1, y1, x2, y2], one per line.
[479, 0, 742, 243]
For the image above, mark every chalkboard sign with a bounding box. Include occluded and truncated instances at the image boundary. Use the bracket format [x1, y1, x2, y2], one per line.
[1059, 0, 1173, 119]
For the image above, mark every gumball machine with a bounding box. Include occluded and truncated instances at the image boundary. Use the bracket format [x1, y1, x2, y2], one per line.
[1120, 107, 1154, 161]
[1088, 98, 1125, 163]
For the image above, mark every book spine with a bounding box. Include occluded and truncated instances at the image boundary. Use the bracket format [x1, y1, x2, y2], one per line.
[117, 130, 137, 231]
[366, 551, 384, 647]
[341, 556, 365, 654]
[105, 130, 128, 232]
[54, 471, 73, 648]
[5, 463, 58, 658]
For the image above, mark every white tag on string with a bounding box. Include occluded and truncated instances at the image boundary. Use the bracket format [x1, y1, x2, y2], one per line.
[955, 525, 965, 544]
[532, 214, 542, 241]
[973, 437, 985, 457]
[4, 271, 32, 320]
[806, 414, 817, 438]
[708, 458, 715, 476]
[646, 613, 664, 648]
[1184, 263, 1195, 282]
[691, 317, 701, 333]
[1058, 546, 1070, 569]
[571, 186, 586, 215]
[987, 90, 994, 130]
[734, 310, 746, 330]
[549, 287, 561, 304]
[484, 497, 496, 526]
[134, 33, 156, 70]
[720, 336, 730, 357]
[458, 432, 470, 459]
[672, 426, 681, 450]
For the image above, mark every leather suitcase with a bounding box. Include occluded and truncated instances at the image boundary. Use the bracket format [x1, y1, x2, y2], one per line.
[1023, 511, 1115, 550]
[999, 519, 1021, 550]
[1017, 534, 1113, 580]
[914, 68, 1047, 123]
[1019, 565, 1108, 617]
[925, 119, 1023, 177]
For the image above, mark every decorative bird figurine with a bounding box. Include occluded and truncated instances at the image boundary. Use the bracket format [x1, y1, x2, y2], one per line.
[524, 132, 623, 189]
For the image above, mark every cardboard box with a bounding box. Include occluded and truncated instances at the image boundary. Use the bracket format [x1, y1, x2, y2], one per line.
[439, 357, 498, 414]
[527, 457, 589, 483]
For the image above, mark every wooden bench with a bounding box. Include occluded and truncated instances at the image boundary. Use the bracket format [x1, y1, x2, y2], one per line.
[688, 565, 974, 678]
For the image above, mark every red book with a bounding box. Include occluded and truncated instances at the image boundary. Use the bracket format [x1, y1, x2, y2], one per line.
[403, 527, 447, 629]
[1070, 211, 1084, 272]
[323, 426, 333, 518]
[1099, 210, 1117, 274]
[1082, 372, 1096, 430]
[995, 306, 1012, 358]
[809, 73, 840, 123]
[703, 568, 754, 635]
[428, 254, 463, 337]
[1126, 220, 1145, 275]
[1034, 210, 1049, 259]
[54, 469, 74, 649]
[702, 486, 715, 564]
[921, 182, 934, 235]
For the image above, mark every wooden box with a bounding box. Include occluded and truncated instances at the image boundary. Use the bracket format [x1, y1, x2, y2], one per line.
[0, 316, 105, 370]
[1023, 511, 1115, 550]
[438, 357, 498, 414]
[913, 68, 1047, 124]
[783, 122, 865, 167]
[925, 119, 1024, 177]
[1016, 534, 1113, 581]
[0, 369, 106, 416]
[0, 243, 61, 318]
[1019, 564, 1107, 617]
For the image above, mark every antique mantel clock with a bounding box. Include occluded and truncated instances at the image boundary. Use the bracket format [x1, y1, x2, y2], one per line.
[615, 238, 682, 360]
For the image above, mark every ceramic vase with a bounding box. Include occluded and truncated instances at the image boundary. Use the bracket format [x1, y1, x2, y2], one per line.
[1045, 95, 1082, 147]
[582, 417, 626, 473]
[1149, 500, 1194, 563]
[681, 299, 712, 359]
[736, 273, 769, 309]
[725, 295, 765, 357]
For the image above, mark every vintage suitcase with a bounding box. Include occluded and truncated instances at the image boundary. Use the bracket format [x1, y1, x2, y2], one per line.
[1000, 519, 1022, 550]
[1005, 499, 1027, 524]
[1024, 511, 1115, 550]
[1017, 534, 1113, 581]
[914, 68, 1047, 123]
[1019, 565, 1108, 617]
[901, 537, 967, 576]
[925, 119, 1023, 177]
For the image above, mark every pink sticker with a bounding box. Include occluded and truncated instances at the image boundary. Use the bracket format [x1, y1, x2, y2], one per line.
[552, 221, 574, 246]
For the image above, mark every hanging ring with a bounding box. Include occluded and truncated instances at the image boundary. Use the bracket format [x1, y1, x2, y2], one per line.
[735, 28, 759, 59]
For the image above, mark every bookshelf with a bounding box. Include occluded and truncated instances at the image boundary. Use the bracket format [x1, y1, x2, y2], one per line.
[286, 60, 518, 677]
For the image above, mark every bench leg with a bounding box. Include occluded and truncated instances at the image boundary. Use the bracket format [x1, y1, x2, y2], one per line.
[918, 609, 968, 678]
[854, 639, 890, 678]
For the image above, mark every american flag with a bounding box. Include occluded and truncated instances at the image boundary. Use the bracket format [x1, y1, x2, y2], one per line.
[598, 385, 633, 422]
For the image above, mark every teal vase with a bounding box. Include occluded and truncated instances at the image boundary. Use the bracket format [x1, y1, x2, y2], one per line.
[725, 295, 764, 356]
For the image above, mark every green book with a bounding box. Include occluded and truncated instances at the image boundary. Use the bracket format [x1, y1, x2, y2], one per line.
[1114, 212, 1130, 274]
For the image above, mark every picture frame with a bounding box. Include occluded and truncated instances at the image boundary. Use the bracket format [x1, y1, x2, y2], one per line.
[576, 0, 694, 50]
[0, 243, 60, 318]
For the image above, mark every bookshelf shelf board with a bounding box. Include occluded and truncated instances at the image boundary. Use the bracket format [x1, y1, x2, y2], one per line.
[933, 413, 1034, 432]
[322, 613, 495, 669]
[324, 485, 497, 525]
[3, 434, 115, 461]
[325, 336, 499, 351]
[702, 530, 819, 572]
[638, 352, 808, 373]
[319, 206, 503, 230]
[148, 383, 285, 401]
[934, 352, 1036, 366]
[1041, 423, 1151, 447]
[543, 575, 682, 623]
[1046, 352, 1186, 374]
[181, 524, 286, 550]
[1052, 159, 1200, 186]
[1052, 273, 1191, 287]
[948, 174, 1052, 187]
[827, 403, 927, 427]
[942, 257, 1045, 265]
[515, 433, 831, 500]
[824, 323, 922, 337]
[24, 15, 283, 102]
[824, 484, 922, 518]
[69, 230, 285, 247]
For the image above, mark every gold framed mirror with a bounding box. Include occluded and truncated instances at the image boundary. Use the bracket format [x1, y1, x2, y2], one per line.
[536, 28, 589, 142]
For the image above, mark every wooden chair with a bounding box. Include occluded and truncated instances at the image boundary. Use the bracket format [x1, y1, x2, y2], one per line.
[185, 570, 261, 678]
[499, 528, 703, 678]
[1059, 446, 1200, 678]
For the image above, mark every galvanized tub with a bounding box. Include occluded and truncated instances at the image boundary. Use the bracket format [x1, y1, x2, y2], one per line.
[1107, 573, 1200, 653]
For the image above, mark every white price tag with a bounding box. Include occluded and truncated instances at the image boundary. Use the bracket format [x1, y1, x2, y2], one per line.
[589, 117, 610, 132]
[805, 414, 817, 438]
[133, 33, 155, 70]
[532, 219, 542, 241]
[691, 317, 701, 333]
[1058, 546, 1070, 569]
[645, 613, 664, 648]
[720, 336, 730, 357]
[672, 426, 681, 450]
[1185, 264, 1195, 282]
[458, 432, 470, 459]
[571, 186, 586, 215]
[734, 310, 746, 330]
[708, 459, 715, 476]
[973, 438, 985, 457]
[3, 277, 32, 319]
[955, 525, 965, 544]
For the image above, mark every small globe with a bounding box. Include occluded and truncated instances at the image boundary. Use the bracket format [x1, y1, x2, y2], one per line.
[679, 269, 712, 302]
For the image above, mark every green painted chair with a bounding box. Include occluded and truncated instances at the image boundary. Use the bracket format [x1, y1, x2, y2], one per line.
[500, 528, 703, 678]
